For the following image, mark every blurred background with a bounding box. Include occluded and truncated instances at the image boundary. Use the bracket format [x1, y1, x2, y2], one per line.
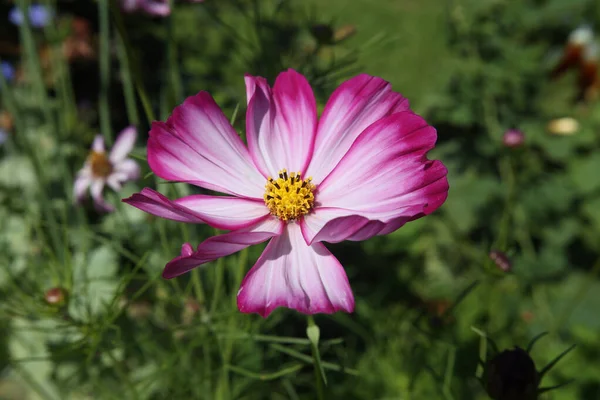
[1, 0, 600, 399]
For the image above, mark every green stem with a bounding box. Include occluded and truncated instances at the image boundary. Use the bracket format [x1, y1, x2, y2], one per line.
[43, 0, 76, 140]
[110, 1, 156, 124]
[12, 1, 63, 264]
[116, 30, 140, 126]
[105, 350, 140, 400]
[215, 242, 249, 400]
[98, 0, 112, 144]
[191, 269, 206, 304]
[307, 315, 325, 400]
[167, 12, 183, 106]
[211, 254, 225, 314]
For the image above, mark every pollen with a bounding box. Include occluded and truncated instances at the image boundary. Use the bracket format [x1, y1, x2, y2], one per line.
[88, 151, 113, 178]
[264, 169, 315, 221]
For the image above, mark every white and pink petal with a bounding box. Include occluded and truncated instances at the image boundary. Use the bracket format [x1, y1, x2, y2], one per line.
[305, 74, 411, 183]
[73, 169, 91, 202]
[237, 223, 354, 317]
[302, 111, 448, 244]
[123, 188, 205, 223]
[90, 179, 114, 213]
[147, 92, 265, 199]
[123, 187, 269, 229]
[110, 126, 137, 163]
[162, 216, 284, 279]
[175, 193, 269, 229]
[113, 158, 141, 181]
[245, 70, 317, 177]
[92, 135, 105, 153]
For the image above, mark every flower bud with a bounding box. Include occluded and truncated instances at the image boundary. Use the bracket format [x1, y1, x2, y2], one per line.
[502, 129, 524, 148]
[44, 287, 67, 306]
[489, 250, 511, 272]
[484, 347, 539, 400]
[310, 24, 334, 45]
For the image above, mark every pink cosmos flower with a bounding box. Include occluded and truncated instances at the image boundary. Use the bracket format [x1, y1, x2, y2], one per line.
[75, 127, 140, 212]
[123, 70, 449, 317]
[120, 0, 203, 17]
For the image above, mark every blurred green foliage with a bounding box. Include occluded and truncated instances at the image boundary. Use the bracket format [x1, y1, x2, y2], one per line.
[1, 0, 600, 399]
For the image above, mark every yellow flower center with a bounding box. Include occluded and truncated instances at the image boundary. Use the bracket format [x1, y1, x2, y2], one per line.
[264, 169, 315, 221]
[88, 151, 113, 178]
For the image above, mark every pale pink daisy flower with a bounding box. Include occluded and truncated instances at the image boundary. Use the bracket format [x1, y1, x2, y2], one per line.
[120, 0, 170, 16]
[75, 127, 140, 212]
[124, 69, 449, 317]
[120, 0, 203, 17]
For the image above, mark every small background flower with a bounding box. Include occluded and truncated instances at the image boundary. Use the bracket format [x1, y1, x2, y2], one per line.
[120, 0, 170, 16]
[74, 127, 140, 212]
[503, 129, 525, 148]
[0, 128, 7, 146]
[1, 61, 15, 83]
[9, 4, 53, 28]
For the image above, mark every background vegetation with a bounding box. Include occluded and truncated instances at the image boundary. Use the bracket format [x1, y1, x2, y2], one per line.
[1, 0, 600, 399]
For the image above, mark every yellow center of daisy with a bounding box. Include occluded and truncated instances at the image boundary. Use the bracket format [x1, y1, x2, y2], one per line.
[264, 169, 315, 221]
[88, 151, 113, 178]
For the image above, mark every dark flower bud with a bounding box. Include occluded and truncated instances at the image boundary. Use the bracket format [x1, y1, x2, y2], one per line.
[489, 249, 511, 272]
[484, 347, 539, 400]
[44, 287, 67, 306]
[502, 129, 525, 148]
[310, 24, 334, 45]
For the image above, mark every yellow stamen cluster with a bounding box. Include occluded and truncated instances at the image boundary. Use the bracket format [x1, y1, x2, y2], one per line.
[88, 151, 113, 178]
[264, 169, 315, 221]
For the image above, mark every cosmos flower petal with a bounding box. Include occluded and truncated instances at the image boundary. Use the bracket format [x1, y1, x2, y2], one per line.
[237, 223, 354, 317]
[123, 188, 269, 230]
[125, 188, 268, 229]
[123, 188, 209, 224]
[300, 210, 371, 244]
[303, 112, 448, 243]
[110, 126, 137, 163]
[162, 217, 284, 279]
[90, 180, 114, 213]
[107, 176, 124, 192]
[113, 158, 140, 181]
[142, 1, 171, 16]
[245, 70, 317, 176]
[92, 135, 105, 153]
[176, 194, 269, 230]
[305, 74, 410, 183]
[147, 92, 265, 198]
[302, 212, 418, 245]
[73, 170, 91, 202]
